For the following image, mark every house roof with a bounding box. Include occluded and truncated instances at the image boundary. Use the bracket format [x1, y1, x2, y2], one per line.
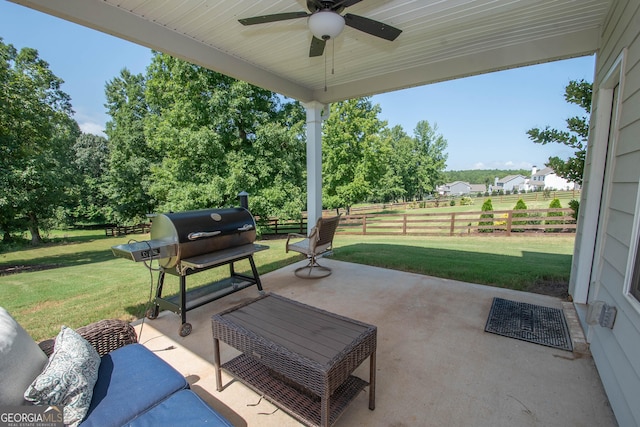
[10, 0, 611, 104]
[532, 167, 555, 177]
[446, 181, 470, 188]
[497, 174, 525, 184]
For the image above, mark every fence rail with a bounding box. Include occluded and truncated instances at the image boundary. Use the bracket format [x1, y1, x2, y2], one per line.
[338, 208, 576, 236]
[261, 207, 576, 237]
[261, 218, 307, 235]
[105, 223, 151, 236]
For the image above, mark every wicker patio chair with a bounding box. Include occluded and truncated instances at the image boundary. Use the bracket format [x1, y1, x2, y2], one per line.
[38, 319, 138, 357]
[286, 215, 341, 278]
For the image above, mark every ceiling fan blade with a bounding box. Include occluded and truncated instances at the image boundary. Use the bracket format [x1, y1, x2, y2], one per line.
[333, 0, 363, 9]
[309, 36, 326, 57]
[344, 13, 402, 41]
[239, 12, 309, 26]
[307, 0, 362, 12]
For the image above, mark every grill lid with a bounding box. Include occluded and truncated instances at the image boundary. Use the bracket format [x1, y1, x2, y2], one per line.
[111, 207, 257, 269]
[152, 207, 255, 244]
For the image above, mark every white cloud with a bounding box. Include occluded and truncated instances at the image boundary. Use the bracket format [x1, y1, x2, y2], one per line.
[78, 121, 106, 137]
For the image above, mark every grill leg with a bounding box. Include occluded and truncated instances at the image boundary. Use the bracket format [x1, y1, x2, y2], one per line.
[180, 275, 187, 326]
[146, 271, 164, 319]
[248, 255, 264, 292]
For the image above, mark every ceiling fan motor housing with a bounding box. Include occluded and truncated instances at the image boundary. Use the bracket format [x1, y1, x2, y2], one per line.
[308, 10, 345, 40]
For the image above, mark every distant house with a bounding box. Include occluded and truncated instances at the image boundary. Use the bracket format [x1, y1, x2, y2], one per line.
[437, 181, 486, 196]
[438, 181, 469, 196]
[493, 175, 526, 192]
[530, 166, 577, 190]
[469, 184, 487, 194]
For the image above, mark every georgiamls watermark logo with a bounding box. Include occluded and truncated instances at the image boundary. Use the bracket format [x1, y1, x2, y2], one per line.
[0, 406, 63, 427]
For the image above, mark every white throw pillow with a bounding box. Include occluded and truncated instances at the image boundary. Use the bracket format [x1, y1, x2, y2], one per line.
[0, 306, 48, 405]
[24, 326, 101, 427]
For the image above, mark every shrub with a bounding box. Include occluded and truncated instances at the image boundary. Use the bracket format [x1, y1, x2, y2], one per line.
[546, 198, 563, 232]
[494, 213, 509, 228]
[527, 211, 543, 227]
[512, 198, 528, 231]
[460, 196, 473, 206]
[450, 199, 456, 206]
[479, 198, 494, 233]
[568, 199, 579, 221]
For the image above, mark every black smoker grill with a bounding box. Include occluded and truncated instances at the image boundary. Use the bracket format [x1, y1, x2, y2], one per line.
[111, 207, 267, 336]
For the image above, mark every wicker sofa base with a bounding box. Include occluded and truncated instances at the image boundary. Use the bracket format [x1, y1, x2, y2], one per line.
[223, 354, 368, 427]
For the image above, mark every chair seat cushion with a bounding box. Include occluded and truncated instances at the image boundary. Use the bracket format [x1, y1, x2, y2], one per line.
[288, 238, 312, 255]
[80, 344, 188, 427]
[126, 390, 233, 427]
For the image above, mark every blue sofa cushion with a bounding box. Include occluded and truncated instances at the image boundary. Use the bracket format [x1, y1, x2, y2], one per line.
[81, 344, 188, 427]
[126, 389, 233, 427]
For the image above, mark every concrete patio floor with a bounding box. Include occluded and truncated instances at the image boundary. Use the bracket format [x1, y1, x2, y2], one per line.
[133, 258, 617, 427]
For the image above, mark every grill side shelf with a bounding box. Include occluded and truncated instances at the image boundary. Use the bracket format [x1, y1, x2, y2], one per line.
[178, 243, 269, 273]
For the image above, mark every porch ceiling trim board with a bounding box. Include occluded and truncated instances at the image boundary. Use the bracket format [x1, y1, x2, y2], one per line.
[11, 0, 609, 104]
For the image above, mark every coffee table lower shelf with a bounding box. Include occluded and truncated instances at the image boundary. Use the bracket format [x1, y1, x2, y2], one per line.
[222, 354, 368, 427]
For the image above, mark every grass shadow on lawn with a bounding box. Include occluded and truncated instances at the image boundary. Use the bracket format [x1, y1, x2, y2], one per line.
[332, 243, 572, 298]
[0, 249, 118, 273]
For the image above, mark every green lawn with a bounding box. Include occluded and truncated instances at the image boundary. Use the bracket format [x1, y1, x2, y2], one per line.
[332, 234, 574, 294]
[1, 229, 575, 341]
[351, 190, 580, 214]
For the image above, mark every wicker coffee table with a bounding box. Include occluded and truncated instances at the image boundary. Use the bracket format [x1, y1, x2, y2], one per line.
[211, 293, 377, 427]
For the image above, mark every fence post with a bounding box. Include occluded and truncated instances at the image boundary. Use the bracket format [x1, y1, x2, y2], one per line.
[450, 212, 456, 236]
[506, 211, 512, 236]
[363, 216, 367, 235]
[403, 214, 407, 235]
[300, 217, 304, 233]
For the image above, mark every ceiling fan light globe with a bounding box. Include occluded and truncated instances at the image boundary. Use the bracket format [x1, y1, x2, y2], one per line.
[308, 10, 345, 40]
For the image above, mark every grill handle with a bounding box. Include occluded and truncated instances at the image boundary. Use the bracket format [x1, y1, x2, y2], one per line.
[187, 231, 222, 240]
[238, 224, 254, 231]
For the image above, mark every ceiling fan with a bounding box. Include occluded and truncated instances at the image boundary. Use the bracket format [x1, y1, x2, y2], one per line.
[238, 0, 402, 57]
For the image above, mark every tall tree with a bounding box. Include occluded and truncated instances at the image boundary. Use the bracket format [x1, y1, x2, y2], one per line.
[381, 125, 415, 202]
[70, 133, 110, 223]
[322, 98, 387, 213]
[0, 39, 80, 243]
[104, 68, 156, 223]
[527, 79, 591, 185]
[412, 120, 448, 198]
[142, 53, 305, 220]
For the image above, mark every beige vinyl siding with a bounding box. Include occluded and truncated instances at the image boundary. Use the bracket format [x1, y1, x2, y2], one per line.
[577, 0, 640, 425]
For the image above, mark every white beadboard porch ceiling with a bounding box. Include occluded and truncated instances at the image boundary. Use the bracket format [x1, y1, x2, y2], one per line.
[11, 0, 611, 103]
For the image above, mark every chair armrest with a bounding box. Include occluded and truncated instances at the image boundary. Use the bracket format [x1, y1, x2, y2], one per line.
[39, 319, 138, 357]
[286, 233, 307, 252]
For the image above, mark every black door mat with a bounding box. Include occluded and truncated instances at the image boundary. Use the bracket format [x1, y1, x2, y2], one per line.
[485, 297, 573, 352]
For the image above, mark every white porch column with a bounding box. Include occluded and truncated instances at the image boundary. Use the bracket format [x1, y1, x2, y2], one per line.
[303, 101, 328, 233]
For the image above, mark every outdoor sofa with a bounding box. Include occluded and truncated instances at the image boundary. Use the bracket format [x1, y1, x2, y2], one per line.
[0, 307, 233, 426]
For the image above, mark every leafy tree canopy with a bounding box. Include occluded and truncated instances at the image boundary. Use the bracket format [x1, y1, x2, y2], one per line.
[527, 79, 591, 185]
[0, 38, 80, 243]
[148, 53, 306, 220]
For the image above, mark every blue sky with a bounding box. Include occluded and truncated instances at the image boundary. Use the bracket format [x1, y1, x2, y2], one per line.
[1, 1, 595, 171]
